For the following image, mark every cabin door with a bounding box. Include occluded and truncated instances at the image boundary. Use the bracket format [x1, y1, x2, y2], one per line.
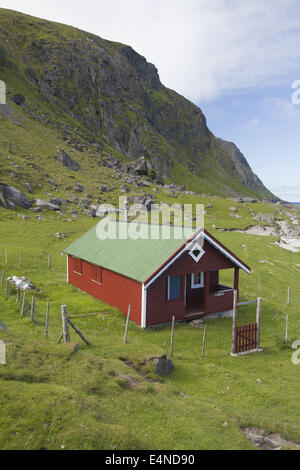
[185, 272, 205, 314]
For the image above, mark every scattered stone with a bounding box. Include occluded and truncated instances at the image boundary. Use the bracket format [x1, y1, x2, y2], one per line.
[47, 179, 58, 187]
[229, 206, 238, 212]
[190, 319, 204, 327]
[75, 183, 83, 193]
[242, 427, 300, 450]
[25, 182, 32, 193]
[99, 184, 111, 192]
[54, 148, 80, 171]
[35, 199, 60, 211]
[120, 184, 131, 193]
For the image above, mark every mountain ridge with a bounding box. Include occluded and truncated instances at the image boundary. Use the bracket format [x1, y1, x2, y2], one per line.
[0, 7, 277, 201]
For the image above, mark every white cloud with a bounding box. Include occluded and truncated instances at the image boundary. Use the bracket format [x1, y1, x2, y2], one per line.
[2, 0, 300, 102]
[262, 96, 300, 119]
[269, 185, 300, 202]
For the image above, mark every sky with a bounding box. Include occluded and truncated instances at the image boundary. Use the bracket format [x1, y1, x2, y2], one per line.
[1, 0, 300, 200]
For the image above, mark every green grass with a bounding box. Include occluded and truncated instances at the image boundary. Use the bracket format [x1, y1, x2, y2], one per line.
[1, 201, 300, 450]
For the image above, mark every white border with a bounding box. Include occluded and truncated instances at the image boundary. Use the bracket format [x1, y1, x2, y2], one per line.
[141, 284, 147, 328]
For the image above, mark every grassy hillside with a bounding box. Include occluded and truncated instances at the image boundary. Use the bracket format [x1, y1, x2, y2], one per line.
[1, 198, 300, 450]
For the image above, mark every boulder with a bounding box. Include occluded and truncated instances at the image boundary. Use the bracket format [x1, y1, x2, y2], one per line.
[75, 183, 84, 193]
[25, 182, 33, 193]
[123, 156, 149, 175]
[35, 199, 60, 211]
[12, 94, 25, 106]
[0, 183, 31, 209]
[54, 149, 80, 171]
[148, 355, 174, 376]
[120, 184, 131, 193]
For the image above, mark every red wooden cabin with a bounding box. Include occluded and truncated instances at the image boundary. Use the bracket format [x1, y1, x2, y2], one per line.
[64, 222, 250, 328]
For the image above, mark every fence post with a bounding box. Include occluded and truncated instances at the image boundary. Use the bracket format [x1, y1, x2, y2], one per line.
[48, 253, 51, 269]
[61, 305, 70, 343]
[16, 287, 20, 303]
[231, 290, 238, 355]
[21, 291, 26, 317]
[124, 305, 131, 344]
[1, 269, 5, 286]
[256, 297, 262, 350]
[45, 302, 50, 337]
[202, 326, 207, 358]
[170, 315, 175, 357]
[285, 315, 289, 342]
[30, 295, 35, 323]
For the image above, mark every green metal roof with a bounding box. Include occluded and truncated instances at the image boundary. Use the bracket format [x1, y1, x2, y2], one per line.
[63, 221, 196, 283]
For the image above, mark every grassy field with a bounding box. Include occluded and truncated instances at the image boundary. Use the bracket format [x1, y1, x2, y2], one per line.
[1, 199, 300, 450]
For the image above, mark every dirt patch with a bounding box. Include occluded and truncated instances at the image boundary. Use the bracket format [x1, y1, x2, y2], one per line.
[118, 373, 139, 388]
[119, 357, 154, 382]
[242, 427, 300, 450]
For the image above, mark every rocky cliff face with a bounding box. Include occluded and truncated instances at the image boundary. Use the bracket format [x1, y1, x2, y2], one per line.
[0, 8, 276, 200]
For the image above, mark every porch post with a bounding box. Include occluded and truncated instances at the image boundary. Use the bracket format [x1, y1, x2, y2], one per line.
[234, 267, 239, 300]
[204, 271, 210, 312]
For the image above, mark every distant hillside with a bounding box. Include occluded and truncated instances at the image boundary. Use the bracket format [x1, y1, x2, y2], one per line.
[0, 7, 277, 201]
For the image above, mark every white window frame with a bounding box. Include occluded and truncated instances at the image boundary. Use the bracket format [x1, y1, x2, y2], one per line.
[191, 272, 204, 289]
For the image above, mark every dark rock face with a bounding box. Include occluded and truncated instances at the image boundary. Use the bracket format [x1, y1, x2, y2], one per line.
[54, 149, 80, 171]
[0, 183, 31, 209]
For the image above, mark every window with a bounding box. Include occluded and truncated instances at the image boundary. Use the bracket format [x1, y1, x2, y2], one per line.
[73, 258, 82, 274]
[167, 275, 181, 300]
[191, 272, 204, 289]
[91, 265, 102, 284]
[188, 242, 205, 263]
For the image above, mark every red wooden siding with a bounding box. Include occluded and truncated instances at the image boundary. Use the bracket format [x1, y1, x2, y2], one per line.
[68, 255, 142, 324]
[145, 240, 236, 327]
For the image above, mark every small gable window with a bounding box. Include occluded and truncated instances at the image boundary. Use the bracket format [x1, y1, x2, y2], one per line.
[91, 265, 102, 284]
[188, 242, 205, 263]
[191, 272, 204, 289]
[167, 275, 181, 300]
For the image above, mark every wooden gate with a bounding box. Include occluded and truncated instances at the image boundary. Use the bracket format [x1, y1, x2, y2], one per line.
[236, 322, 257, 353]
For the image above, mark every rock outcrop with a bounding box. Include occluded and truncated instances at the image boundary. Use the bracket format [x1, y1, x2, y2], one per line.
[54, 149, 80, 171]
[0, 183, 31, 209]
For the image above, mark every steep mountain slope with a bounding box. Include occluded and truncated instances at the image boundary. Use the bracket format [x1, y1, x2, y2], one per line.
[0, 7, 276, 200]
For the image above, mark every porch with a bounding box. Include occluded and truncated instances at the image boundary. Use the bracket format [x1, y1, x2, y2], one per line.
[184, 267, 239, 318]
